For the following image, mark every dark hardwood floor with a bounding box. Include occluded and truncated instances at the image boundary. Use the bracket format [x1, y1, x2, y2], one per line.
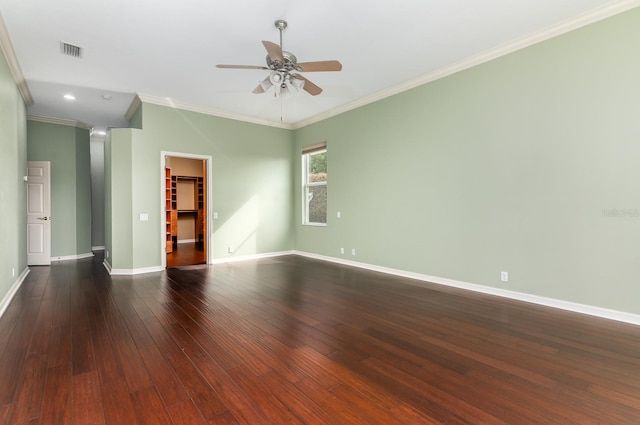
[1, 253, 639, 424]
[166, 242, 206, 268]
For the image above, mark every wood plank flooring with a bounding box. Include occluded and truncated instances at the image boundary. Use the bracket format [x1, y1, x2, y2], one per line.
[166, 242, 205, 268]
[1, 253, 639, 424]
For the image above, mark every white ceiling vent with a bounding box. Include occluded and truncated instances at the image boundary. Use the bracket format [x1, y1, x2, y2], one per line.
[60, 42, 82, 58]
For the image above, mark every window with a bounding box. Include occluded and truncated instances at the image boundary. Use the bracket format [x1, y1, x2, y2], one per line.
[302, 143, 327, 225]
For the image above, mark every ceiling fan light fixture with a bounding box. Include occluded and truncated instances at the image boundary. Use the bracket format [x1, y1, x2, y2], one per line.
[217, 19, 340, 101]
[269, 71, 284, 85]
[289, 76, 304, 92]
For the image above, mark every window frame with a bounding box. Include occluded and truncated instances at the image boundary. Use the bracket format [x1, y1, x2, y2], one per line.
[302, 144, 327, 226]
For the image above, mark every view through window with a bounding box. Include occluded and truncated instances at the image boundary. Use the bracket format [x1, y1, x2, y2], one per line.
[303, 145, 327, 225]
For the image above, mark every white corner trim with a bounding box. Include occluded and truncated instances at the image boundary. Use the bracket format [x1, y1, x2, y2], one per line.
[28, 114, 93, 131]
[92, 246, 105, 251]
[0, 267, 30, 320]
[293, 251, 640, 326]
[51, 252, 94, 262]
[291, 0, 640, 130]
[209, 250, 295, 265]
[0, 13, 33, 105]
[134, 93, 294, 130]
[109, 265, 165, 275]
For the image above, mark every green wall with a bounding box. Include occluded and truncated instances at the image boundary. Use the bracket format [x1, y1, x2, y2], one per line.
[90, 139, 105, 248]
[104, 129, 133, 269]
[106, 103, 294, 270]
[0, 46, 27, 305]
[27, 120, 92, 258]
[294, 9, 640, 314]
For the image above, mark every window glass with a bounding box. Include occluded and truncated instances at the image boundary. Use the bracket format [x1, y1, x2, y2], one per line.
[303, 148, 327, 225]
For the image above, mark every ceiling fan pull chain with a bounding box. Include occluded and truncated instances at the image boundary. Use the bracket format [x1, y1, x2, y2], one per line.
[280, 97, 284, 122]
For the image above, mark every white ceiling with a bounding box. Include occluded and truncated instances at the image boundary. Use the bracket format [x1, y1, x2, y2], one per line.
[0, 0, 634, 134]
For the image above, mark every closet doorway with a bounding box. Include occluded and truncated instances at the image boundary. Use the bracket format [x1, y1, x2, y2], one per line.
[162, 153, 211, 268]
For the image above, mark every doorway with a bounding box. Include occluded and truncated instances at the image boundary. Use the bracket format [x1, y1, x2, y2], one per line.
[161, 153, 211, 268]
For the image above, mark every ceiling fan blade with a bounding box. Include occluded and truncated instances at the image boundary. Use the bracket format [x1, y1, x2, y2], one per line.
[262, 40, 283, 62]
[252, 77, 270, 94]
[296, 75, 323, 96]
[216, 64, 268, 70]
[297, 60, 343, 72]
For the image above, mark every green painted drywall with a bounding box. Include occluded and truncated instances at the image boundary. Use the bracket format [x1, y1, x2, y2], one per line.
[106, 129, 134, 269]
[104, 133, 112, 267]
[294, 9, 640, 314]
[90, 139, 105, 248]
[27, 120, 92, 258]
[75, 127, 92, 255]
[106, 103, 294, 270]
[0, 46, 27, 305]
[128, 103, 142, 129]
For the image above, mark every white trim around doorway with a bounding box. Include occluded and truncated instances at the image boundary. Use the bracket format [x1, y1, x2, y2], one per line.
[160, 151, 213, 268]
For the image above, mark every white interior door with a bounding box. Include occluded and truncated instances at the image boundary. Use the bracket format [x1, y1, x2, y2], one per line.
[27, 161, 51, 265]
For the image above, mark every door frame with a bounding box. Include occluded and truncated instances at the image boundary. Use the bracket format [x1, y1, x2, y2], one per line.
[160, 151, 212, 268]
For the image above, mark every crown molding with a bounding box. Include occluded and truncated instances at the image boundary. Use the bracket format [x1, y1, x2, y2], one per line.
[0, 12, 33, 105]
[291, 0, 640, 130]
[106, 1, 640, 133]
[125, 95, 142, 121]
[132, 93, 294, 130]
[27, 114, 93, 131]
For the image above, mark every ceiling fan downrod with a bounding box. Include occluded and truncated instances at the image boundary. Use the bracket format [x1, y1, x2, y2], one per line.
[274, 19, 287, 50]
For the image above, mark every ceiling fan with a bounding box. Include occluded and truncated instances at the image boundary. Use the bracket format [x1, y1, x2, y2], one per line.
[216, 20, 342, 97]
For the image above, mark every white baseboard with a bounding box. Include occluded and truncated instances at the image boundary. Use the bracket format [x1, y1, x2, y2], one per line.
[101, 250, 295, 275]
[294, 251, 640, 326]
[51, 252, 94, 262]
[177, 239, 196, 244]
[209, 250, 295, 265]
[109, 265, 165, 275]
[0, 267, 30, 320]
[102, 260, 112, 274]
[92, 246, 105, 251]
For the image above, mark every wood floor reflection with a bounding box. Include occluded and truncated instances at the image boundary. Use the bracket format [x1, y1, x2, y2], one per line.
[1, 253, 639, 424]
[166, 242, 205, 268]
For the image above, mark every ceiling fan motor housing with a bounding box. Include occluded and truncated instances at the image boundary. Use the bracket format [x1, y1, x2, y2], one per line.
[266, 52, 302, 72]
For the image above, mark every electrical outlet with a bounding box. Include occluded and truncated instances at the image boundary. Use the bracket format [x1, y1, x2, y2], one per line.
[501, 271, 509, 282]
[337, 211, 341, 218]
[340, 247, 344, 254]
[228, 246, 233, 253]
[351, 248, 356, 256]
[106, 250, 109, 258]
[12, 267, 15, 278]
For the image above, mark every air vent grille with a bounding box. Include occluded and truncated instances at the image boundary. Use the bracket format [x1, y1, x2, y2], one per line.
[60, 42, 82, 58]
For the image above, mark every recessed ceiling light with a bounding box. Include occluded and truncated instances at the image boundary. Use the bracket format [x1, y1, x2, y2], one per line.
[101, 94, 112, 100]
[63, 94, 76, 100]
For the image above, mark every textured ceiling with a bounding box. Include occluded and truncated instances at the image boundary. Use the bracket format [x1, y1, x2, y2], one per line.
[0, 0, 635, 135]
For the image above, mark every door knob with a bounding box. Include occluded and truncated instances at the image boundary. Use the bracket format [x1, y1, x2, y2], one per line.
[37, 217, 48, 221]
